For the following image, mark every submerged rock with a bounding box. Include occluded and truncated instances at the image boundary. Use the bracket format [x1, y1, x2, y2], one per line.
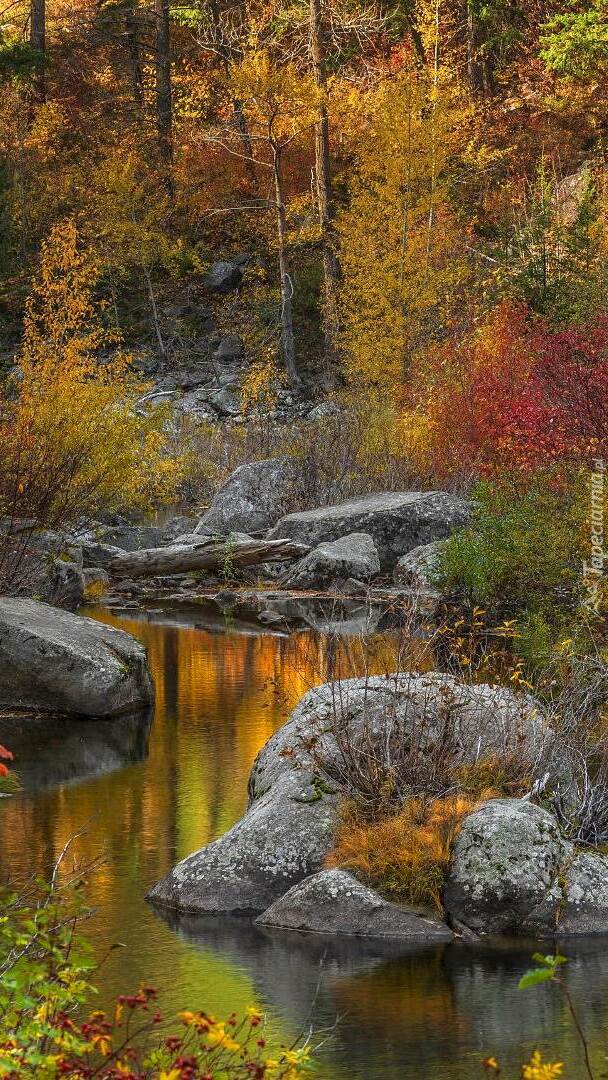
[268, 491, 470, 566]
[0, 598, 153, 717]
[256, 868, 453, 942]
[283, 532, 380, 590]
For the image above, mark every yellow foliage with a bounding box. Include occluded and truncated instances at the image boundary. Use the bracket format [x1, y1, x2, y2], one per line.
[522, 1051, 565, 1079]
[2, 220, 181, 530]
[227, 50, 320, 144]
[337, 69, 471, 391]
[327, 794, 477, 911]
[85, 151, 178, 277]
[240, 356, 279, 413]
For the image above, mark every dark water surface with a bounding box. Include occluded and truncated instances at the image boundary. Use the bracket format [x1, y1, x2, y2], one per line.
[1, 605, 607, 1079]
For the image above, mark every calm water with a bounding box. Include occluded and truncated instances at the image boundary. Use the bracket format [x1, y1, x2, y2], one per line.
[1, 604, 608, 1079]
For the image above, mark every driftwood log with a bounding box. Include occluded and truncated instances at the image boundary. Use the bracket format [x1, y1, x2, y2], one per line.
[108, 537, 310, 579]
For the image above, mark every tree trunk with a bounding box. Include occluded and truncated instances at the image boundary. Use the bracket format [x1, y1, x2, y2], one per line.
[466, 1, 495, 96]
[125, 0, 145, 110]
[30, 0, 45, 101]
[406, 14, 427, 65]
[154, 0, 173, 189]
[143, 264, 167, 364]
[309, 0, 340, 353]
[108, 537, 310, 578]
[272, 142, 301, 391]
[207, 0, 256, 185]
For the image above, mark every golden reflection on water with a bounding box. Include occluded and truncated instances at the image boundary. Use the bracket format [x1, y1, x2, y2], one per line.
[0, 612, 407, 1019]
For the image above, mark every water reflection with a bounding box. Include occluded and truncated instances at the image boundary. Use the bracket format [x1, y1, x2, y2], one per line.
[0, 607, 607, 1078]
[0, 710, 152, 791]
[158, 909, 608, 1079]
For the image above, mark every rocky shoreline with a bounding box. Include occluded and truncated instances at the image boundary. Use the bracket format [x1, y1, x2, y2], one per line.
[4, 464, 608, 944]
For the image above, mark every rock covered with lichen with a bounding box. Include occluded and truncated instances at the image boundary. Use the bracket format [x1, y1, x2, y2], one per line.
[148, 672, 555, 918]
[444, 798, 608, 937]
[147, 740, 338, 915]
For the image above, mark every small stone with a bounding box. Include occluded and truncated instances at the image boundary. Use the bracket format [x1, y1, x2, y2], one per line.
[256, 868, 453, 941]
[205, 261, 243, 294]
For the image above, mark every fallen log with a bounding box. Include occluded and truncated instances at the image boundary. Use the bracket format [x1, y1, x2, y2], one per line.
[107, 537, 310, 579]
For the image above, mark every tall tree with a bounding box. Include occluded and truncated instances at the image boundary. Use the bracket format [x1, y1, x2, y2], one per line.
[30, 0, 45, 100]
[227, 51, 320, 390]
[309, 0, 340, 353]
[154, 0, 173, 185]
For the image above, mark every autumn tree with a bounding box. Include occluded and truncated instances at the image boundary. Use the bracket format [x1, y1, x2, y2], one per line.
[85, 151, 182, 361]
[0, 219, 179, 586]
[226, 50, 320, 389]
[337, 68, 470, 391]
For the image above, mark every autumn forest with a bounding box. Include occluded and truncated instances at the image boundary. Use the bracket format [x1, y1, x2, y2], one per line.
[1, 0, 608, 1074]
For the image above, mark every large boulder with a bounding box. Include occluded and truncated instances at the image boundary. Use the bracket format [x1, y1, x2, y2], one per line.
[286, 673, 555, 786]
[147, 730, 338, 914]
[267, 491, 470, 566]
[93, 524, 165, 552]
[0, 598, 153, 717]
[148, 672, 552, 916]
[256, 868, 453, 942]
[445, 799, 608, 937]
[444, 800, 569, 936]
[283, 533, 380, 590]
[559, 852, 608, 935]
[196, 458, 295, 536]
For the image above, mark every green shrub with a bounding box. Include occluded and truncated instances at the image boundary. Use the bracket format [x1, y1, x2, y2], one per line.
[0, 879, 314, 1078]
[435, 474, 587, 614]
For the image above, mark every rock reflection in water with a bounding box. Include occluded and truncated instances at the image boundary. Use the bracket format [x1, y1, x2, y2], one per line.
[157, 909, 608, 1080]
[0, 710, 152, 791]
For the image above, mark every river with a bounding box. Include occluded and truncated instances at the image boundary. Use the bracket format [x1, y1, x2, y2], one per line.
[0, 604, 606, 1078]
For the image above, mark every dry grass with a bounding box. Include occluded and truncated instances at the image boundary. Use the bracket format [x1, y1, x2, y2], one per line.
[451, 754, 534, 800]
[326, 794, 479, 912]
